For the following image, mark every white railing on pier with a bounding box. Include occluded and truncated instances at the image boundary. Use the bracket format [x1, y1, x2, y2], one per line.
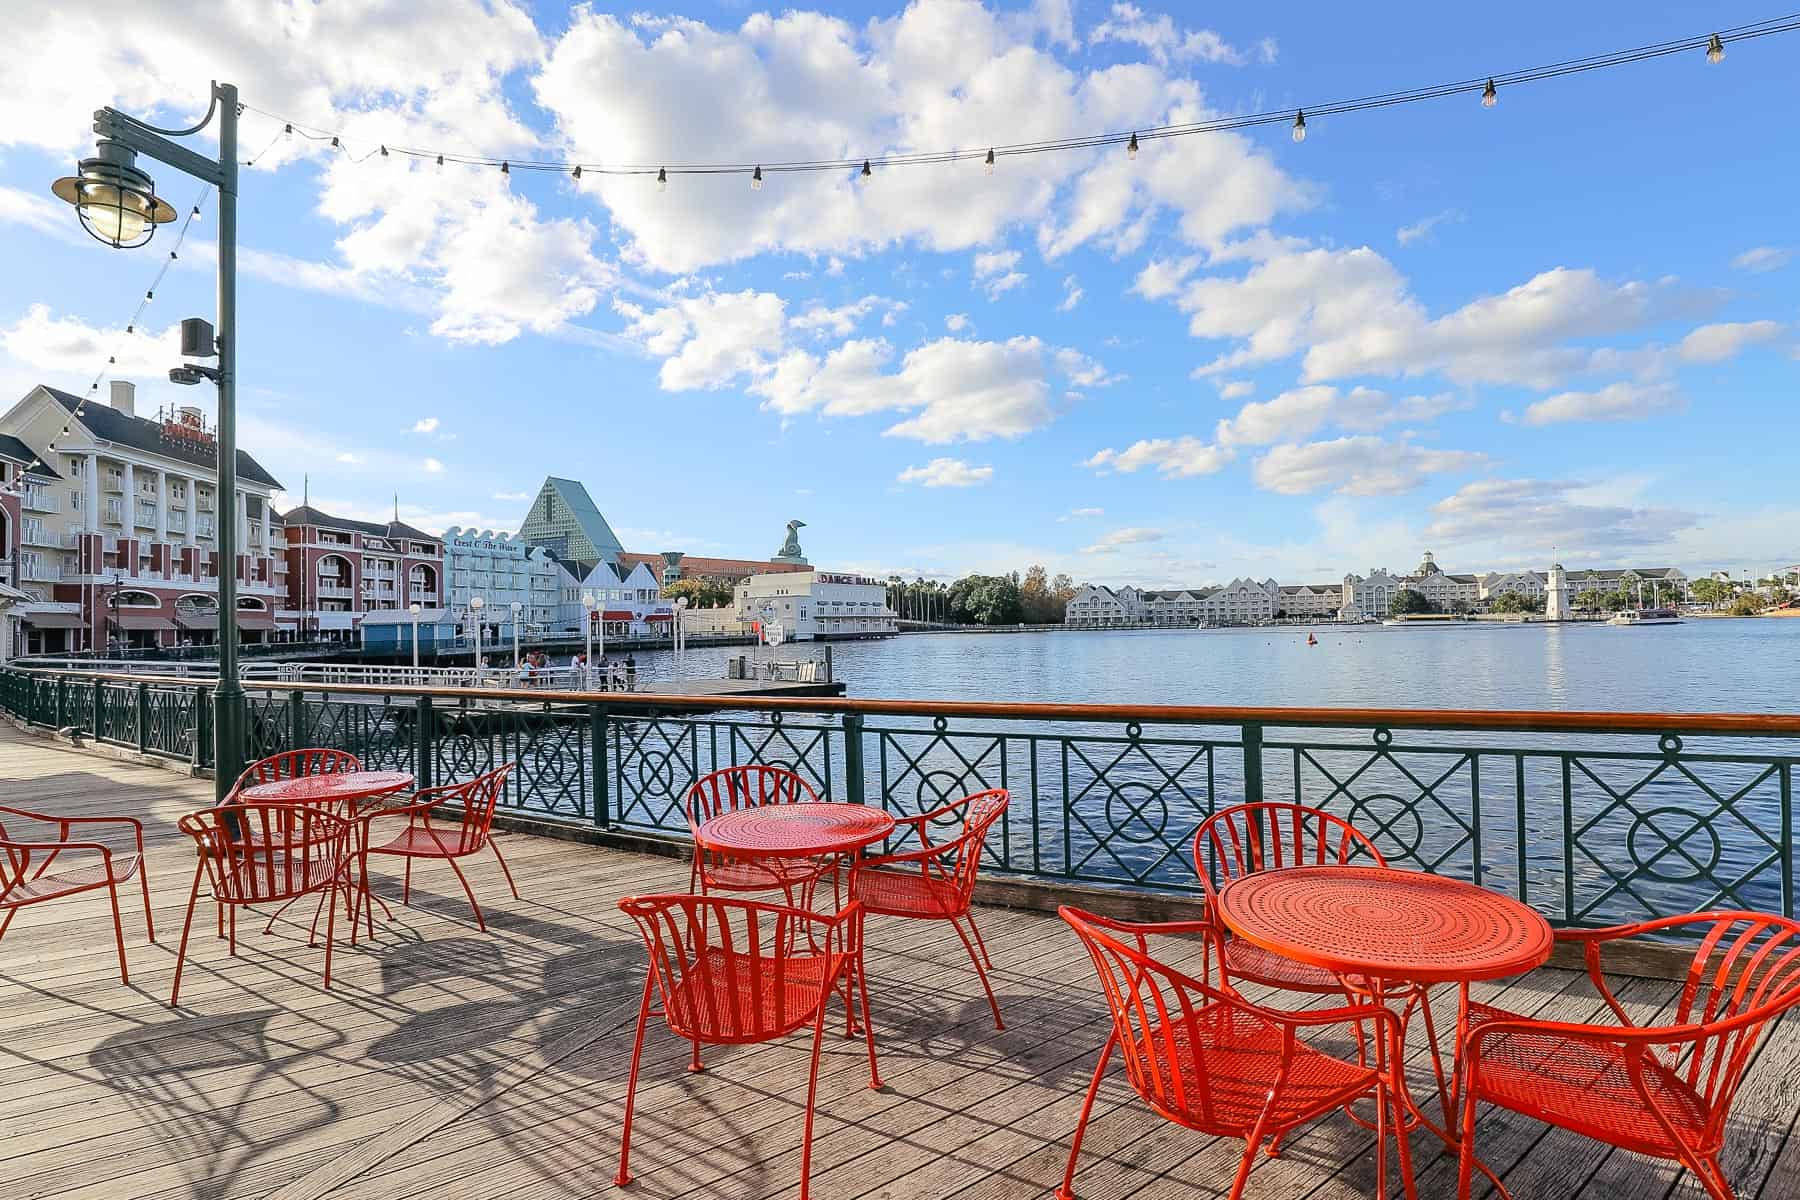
[274, 662, 639, 692]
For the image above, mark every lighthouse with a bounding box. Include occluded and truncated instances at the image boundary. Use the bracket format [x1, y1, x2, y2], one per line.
[1546, 561, 1570, 621]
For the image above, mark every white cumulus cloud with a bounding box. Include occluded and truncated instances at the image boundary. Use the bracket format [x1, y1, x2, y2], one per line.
[897, 457, 994, 487]
[1084, 437, 1234, 478]
[1251, 436, 1485, 496]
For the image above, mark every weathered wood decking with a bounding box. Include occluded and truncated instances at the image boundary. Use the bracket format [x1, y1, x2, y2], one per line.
[2, 725, 1798, 1200]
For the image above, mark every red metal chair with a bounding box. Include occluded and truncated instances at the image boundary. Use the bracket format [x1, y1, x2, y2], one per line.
[1057, 905, 1401, 1200]
[0, 805, 153, 984]
[685, 765, 834, 906]
[360, 764, 520, 931]
[171, 802, 354, 1004]
[227, 748, 362, 800]
[848, 788, 1010, 1029]
[614, 893, 878, 1199]
[1193, 802, 1388, 994]
[1457, 911, 1800, 1200]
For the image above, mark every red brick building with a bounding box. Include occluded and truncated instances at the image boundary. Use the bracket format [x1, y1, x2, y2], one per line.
[280, 506, 443, 640]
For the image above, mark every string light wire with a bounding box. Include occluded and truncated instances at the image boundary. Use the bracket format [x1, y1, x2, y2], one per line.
[238, 14, 1797, 182]
[4, 188, 214, 495]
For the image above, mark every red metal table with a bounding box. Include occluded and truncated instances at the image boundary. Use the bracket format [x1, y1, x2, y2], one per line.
[240, 771, 416, 939]
[239, 771, 416, 810]
[1216, 865, 1553, 1199]
[695, 802, 897, 862]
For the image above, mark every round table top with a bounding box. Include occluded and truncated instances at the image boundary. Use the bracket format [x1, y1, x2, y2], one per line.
[239, 770, 416, 807]
[697, 803, 896, 859]
[1216, 866, 1553, 985]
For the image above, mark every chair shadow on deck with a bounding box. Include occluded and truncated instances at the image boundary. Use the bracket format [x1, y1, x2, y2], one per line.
[88, 1008, 347, 1200]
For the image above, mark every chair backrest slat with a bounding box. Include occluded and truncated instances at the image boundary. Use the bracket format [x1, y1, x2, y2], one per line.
[1063, 906, 1236, 1124]
[620, 894, 841, 1045]
[1192, 802, 1386, 902]
[178, 803, 352, 904]
[1602, 912, 1800, 1145]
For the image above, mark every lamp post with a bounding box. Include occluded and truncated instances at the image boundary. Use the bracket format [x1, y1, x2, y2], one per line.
[511, 600, 522, 669]
[408, 601, 422, 675]
[469, 594, 485, 683]
[674, 595, 689, 679]
[581, 591, 597, 687]
[54, 82, 244, 804]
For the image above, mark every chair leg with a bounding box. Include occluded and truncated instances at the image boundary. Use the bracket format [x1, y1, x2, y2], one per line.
[322, 880, 338, 990]
[444, 855, 486, 931]
[950, 913, 1004, 1030]
[403, 856, 412, 905]
[0, 906, 16, 941]
[965, 905, 994, 970]
[1228, 1136, 1265, 1200]
[1374, 1078, 1388, 1200]
[1686, 1151, 1737, 1200]
[489, 838, 521, 900]
[170, 861, 205, 1006]
[798, 991, 831, 1200]
[138, 862, 155, 943]
[853, 944, 881, 1089]
[105, 877, 130, 985]
[615, 971, 655, 1187]
[228, 905, 238, 956]
[1056, 1029, 1117, 1200]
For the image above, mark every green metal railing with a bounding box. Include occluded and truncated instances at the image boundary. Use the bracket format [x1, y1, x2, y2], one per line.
[3, 666, 1796, 929]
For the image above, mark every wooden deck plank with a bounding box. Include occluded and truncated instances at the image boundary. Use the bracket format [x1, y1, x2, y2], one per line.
[4, 723, 1799, 1200]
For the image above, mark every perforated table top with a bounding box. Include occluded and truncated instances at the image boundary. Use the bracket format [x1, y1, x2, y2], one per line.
[1217, 866, 1553, 985]
[697, 803, 896, 860]
[238, 771, 416, 807]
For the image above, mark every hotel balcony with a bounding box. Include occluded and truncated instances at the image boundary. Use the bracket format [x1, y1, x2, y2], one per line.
[316, 583, 354, 599]
[101, 472, 125, 493]
[22, 488, 57, 512]
[167, 513, 187, 534]
[0, 690, 1798, 1200]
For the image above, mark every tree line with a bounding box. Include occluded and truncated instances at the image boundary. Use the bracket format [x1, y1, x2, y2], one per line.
[889, 566, 1078, 626]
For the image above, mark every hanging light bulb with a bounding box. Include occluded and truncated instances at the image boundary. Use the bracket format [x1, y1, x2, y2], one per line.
[284, 123, 293, 138]
[571, 164, 582, 182]
[1482, 78, 1497, 107]
[329, 136, 340, 152]
[656, 166, 668, 191]
[984, 148, 995, 175]
[379, 144, 389, 158]
[860, 159, 872, 182]
[751, 165, 763, 190]
[1707, 33, 1725, 64]
[435, 154, 444, 172]
[1291, 110, 1307, 143]
[1127, 132, 1139, 160]
[500, 160, 510, 176]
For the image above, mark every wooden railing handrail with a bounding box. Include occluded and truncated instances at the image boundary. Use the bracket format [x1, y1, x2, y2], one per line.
[8, 664, 1799, 737]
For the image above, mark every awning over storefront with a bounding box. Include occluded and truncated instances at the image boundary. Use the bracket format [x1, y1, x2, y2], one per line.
[113, 613, 174, 631]
[233, 610, 275, 629]
[175, 612, 220, 630]
[601, 610, 635, 621]
[643, 612, 672, 622]
[22, 611, 86, 629]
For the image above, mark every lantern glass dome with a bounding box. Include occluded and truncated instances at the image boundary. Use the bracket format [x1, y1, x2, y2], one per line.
[50, 140, 176, 249]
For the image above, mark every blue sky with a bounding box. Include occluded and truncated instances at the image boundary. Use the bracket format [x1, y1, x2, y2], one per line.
[1, 1, 1795, 587]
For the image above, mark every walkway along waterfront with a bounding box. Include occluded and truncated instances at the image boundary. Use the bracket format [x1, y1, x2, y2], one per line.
[4, 665, 1798, 931]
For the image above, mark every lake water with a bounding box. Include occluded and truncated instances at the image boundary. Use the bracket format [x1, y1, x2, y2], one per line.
[629, 618, 1800, 713]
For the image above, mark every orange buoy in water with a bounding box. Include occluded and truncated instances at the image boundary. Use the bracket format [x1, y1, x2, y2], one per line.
[1307, 633, 1318, 646]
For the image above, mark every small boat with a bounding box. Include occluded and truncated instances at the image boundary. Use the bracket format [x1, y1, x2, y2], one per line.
[1607, 607, 1684, 626]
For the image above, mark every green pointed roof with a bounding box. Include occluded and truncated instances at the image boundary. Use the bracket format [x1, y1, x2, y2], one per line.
[517, 476, 623, 571]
